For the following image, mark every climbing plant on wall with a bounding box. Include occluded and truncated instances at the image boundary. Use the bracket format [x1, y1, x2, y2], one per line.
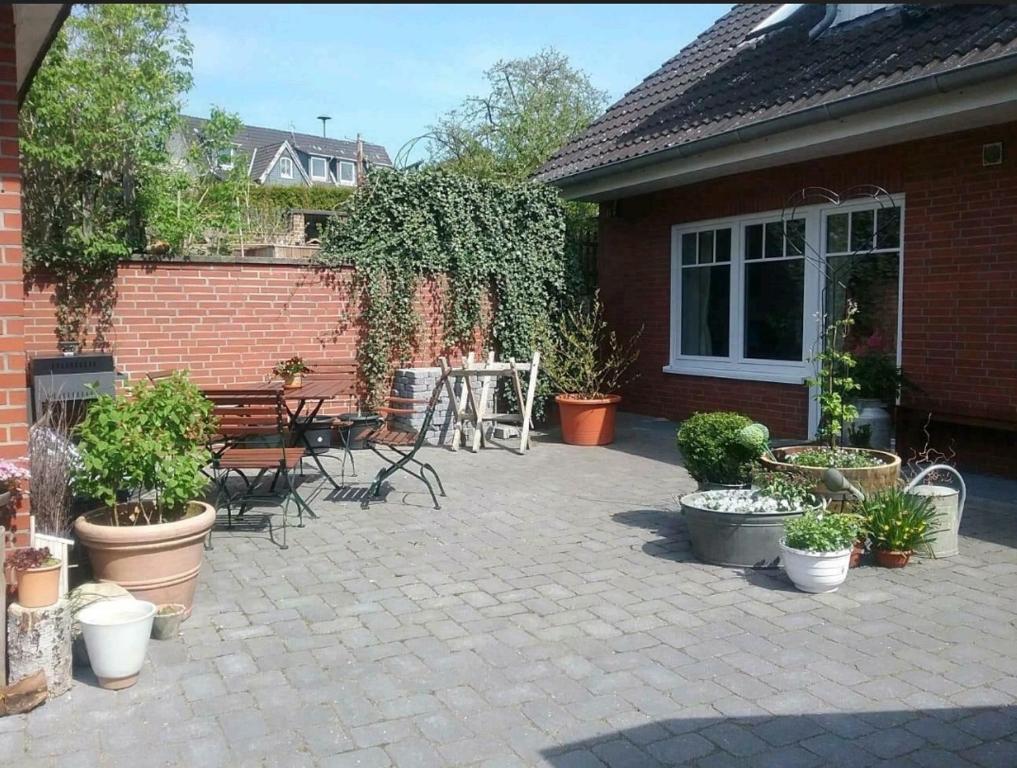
[316, 168, 570, 402]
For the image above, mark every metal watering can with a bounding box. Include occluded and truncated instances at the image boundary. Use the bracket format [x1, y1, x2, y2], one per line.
[823, 465, 966, 558]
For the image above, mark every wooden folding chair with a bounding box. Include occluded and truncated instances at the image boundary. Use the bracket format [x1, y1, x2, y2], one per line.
[362, 370, 450, 510]
[301, 359, 361, 479]
[204, 388, 310, 549]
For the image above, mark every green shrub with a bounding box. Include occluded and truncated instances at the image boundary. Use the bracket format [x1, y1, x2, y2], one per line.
[859, 487, 941, 553]
[783, 511, 862, 553]
[248, 185, 354, 212]
[74, 371, 216, 524]
[677, 412, 767, 485]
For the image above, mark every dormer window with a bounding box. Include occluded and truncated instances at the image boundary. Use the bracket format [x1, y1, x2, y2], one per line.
[338, 160, 356, 186]
[279, 156, 293, 179]
[309, 156, 328, 181]
[217, 145, 237, 171]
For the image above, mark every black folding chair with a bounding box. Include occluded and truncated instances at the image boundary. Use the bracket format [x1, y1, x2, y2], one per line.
[205, 388, 311, 549]
[362, 371, 449, 510]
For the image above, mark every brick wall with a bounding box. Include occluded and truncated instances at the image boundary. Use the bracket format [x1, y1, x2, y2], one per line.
[0, 8, 26, 461]
[599, 121, 1017, 472]
[24, 259, 489, 394]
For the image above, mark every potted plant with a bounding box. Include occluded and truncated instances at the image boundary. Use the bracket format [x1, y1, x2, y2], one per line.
[9, 546, 61, 608]
[77, 597, 157, 689]
[780, 511, 862, 593]
[273, 356, 311, 388]
[539, 292, 641, 446]
[678, 470, 823, 568]
[0, 459, 29, 512]
[849, 347, 914, 450]
[72, 371, 217, 617]
[677, 412, 768, 489]
[859, 487, 941, 568]
[761, 302, 900, 499]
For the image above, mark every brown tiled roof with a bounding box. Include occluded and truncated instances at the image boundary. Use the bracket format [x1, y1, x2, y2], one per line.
[537, 4, 1017, 185]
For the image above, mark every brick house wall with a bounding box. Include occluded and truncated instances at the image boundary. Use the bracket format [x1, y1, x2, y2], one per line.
[598, 121, 1017, 473]
[24, 258, 489, 395]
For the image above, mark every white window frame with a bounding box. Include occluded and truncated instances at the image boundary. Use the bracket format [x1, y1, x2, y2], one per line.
[337, 159, 356, 186]
[279, 156, 293, 179]
[666, 195, 904, 436]
[309, 155, 328, 181]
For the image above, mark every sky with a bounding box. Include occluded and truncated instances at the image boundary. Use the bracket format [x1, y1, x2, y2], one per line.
[184, 4, 731, 164]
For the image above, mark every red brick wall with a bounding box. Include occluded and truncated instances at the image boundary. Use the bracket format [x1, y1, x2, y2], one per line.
[24, 260, 487, 391]
[599, 121, 1017, 472]
[0, 8, 27, 461]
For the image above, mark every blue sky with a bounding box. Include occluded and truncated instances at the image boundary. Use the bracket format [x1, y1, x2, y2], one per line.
[184, 4, 731, 163]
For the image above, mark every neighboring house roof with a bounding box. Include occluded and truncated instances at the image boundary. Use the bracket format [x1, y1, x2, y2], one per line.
[537, 4, 1017, 186]
[249, 141, 310, 184]
[181, 115, 392, 167]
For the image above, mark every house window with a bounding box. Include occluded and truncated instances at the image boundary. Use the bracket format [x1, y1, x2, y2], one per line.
[309, 156, 328, 180]
[279, 156, 293, 179]
[824, 205, 902, 356]
[668, 197, 903, 391]
[743, 218, 805, 361]
[338, 160, 356, 185]
[217, 145, 236, 171]
[679, 227, 731, 357]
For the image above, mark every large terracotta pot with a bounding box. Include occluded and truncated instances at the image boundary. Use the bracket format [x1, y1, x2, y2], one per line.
[760, 446, 901, 503]
[556, 394, 621, 446]
[74, 501, 215, 619]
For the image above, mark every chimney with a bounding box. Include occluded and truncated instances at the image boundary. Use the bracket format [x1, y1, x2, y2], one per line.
[356, 133, 365, 187]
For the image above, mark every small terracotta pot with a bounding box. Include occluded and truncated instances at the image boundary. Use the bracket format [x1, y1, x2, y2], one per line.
[874, 549, 912, 568]
[556, 394, 621, 446]
[849, 539, 866, 568]
[16, 561, 61, 608]
[151, 603, 187, 640]
[284, 373, 302, 389]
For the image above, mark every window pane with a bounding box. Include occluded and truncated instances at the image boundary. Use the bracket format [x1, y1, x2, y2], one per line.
[311, 157, 327, 178]
[876, 206, 900, 249]
[698, 230, 714, 264]
[850, 209, 874, 252]
[827, 213, 848, 253]
[744, 259, 804, 360]
[681, 233, 697, 265]
[826, 252, 900, 355]
[765, 221, 783, 258]
[714, 228, 731, 263]
[339, 161, 355, 183]
[745, 224, 763, 260]
[681, 265, 730, 357]
[786, 218, 806, 256]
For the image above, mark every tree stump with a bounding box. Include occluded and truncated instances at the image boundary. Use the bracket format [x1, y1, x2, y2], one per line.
[7, 600, 72, 698]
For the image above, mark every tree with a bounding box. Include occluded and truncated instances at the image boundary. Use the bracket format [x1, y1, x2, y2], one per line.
[410, 48, 608, 183]
[20, 4, 193, 273]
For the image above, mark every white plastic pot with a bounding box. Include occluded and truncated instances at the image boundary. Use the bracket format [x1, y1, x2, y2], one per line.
[77, 598, 156, 690]
[779, 541, 852, 593]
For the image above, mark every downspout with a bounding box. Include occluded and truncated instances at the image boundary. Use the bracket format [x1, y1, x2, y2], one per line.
[808, 4, 838, 40]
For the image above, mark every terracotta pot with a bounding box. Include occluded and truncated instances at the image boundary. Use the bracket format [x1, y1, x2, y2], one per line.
[874, 549, 912, 568]
[849, 539, 866, 568]
[74, 501, 215, 618]
[760, 446, 901, 503]
[284, 373, 302, 389]
[16, 561, 61, 608]
[555, 394, 621, 446]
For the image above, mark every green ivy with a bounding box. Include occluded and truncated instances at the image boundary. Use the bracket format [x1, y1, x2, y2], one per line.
[316, 168, 571, 403]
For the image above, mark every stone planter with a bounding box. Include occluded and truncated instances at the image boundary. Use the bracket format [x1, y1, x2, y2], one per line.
[848, 398, 892, 450]
[760, 446, 900, 503]
[74, 501, 215, 618]
[151, 603, 187, 640]
[779, 541, 852, 593]
[556, 394, 621, 446]
[679, 490, 814, 568]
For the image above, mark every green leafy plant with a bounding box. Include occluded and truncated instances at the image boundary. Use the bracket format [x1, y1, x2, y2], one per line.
[807, 301, 860, 449]
[677, 412, 768, 485]
[786, 447, 884, 469]
[74, 371, 216, 525]
[847, 422, 872, 448]
[853, 352, 915, 405]
[753, 467, 817, 508]
[859, 487, 941, 553]
[272, 356, 312, 378]
[317, 168, 571, 404]
[783, 511, 862, 553]
[537, 291, 641, 399]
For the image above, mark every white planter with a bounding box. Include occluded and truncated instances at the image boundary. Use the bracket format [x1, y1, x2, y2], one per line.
[779, 541, 852, 593]
[848, 398, 892, 450]
[77, 598, 156, 690]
